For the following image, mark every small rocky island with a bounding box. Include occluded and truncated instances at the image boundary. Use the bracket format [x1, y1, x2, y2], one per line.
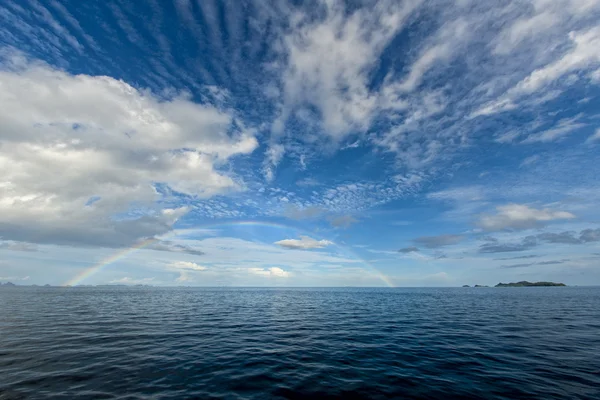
[495, 281, 566, 287]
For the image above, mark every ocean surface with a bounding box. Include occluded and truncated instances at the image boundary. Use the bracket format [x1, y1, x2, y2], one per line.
[1, 287, 599, 399]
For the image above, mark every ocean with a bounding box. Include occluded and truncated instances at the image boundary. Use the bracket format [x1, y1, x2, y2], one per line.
[1, 287, 599, 399]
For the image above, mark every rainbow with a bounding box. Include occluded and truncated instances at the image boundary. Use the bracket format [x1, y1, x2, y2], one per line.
[63, 237, 159, 286]
[63, 219, 395, 287]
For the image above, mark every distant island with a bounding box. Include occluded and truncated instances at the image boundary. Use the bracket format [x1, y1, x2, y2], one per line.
[495, 281, 566, 287]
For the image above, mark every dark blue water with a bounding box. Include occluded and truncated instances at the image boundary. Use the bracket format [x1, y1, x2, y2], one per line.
[1, 287, 599, 399]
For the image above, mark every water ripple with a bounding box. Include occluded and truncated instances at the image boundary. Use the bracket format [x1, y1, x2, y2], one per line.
[1, 287, 599, 399]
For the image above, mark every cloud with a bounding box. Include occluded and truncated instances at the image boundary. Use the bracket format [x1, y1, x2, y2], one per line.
[482, 228, 600, 253]
[274, 236, 334, 250]
[536, 232, 581, 244]
[479, 236, 538, 253]
[500, 259, 568, 268]
[521, 116, 586, 143]
[428, 187, 485, 203]
[263, 143, 285, 181]
[284, 205, 324, 220]
[296, 177, 320, 187]
[500, 263, 534, 269]
[168, 261, 208, 271]
[413, 234, 463, 249]
[477, 204, 575, 231]
[474, 25, 600, 117]
[494, 255, 539, 261]
[275, 0, 422, 141]
[168, 261, 207, 282]
[580, 228, 600, 242]
[248, 267, 290, 278]
[328, 215, 358, 228]
[0, 55, 257, 247]
[399, 246, 419, 253]
[537, 260, 567, 265]
[147, 241, 206, 256]
[520, 155, 541, 168]
[586, 128, 600, 143]
[0, 241, 38, 252]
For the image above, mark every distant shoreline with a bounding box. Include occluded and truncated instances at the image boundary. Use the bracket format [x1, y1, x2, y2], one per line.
[463, 281, 566, 288]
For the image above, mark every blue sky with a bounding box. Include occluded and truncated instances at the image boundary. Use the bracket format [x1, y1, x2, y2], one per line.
[1, 0, 600, 286]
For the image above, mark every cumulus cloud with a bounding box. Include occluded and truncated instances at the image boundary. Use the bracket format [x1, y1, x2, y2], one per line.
[168, 261, 208, 271]
[413, 234, 463, 249]
[276, 0, 422, 140]
[0, 55, 257, 247]
[477, 204, 575, 231]
[274, 236, 333, 250]
[168, 261, 207, 283]
[248, 267, 290, 278]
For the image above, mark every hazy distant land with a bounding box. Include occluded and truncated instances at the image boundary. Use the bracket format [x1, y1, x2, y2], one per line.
[495, 281, 566, 287]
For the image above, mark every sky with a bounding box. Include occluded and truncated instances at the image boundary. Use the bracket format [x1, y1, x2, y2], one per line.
[1, 0, 600, 287]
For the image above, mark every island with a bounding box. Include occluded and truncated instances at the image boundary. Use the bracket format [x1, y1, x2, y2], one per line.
[495, 281, 566, 287]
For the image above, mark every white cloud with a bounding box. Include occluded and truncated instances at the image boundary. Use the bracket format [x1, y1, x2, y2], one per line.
[586, 128, 600, 143]
[477, 204, 576, 231]
[168, 261, 207, 282]
[276, 0, 422, 140]
[248, 267, 291, 278]
[521, 116, 586, 143]
[168, 261, 207, 271]
[475, 26, 600, 117]
[274, 235, 334, 250]
[263, 143, 285, 181]
[428, 187, 485, 202]
[296, 177, 320, 187]
[0, 54, 257, 247]
[520, 155, 541, 167]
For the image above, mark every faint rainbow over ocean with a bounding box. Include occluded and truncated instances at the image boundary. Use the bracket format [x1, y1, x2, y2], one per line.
[63, 219, 395, 287]
[62, 237, 159, 286]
